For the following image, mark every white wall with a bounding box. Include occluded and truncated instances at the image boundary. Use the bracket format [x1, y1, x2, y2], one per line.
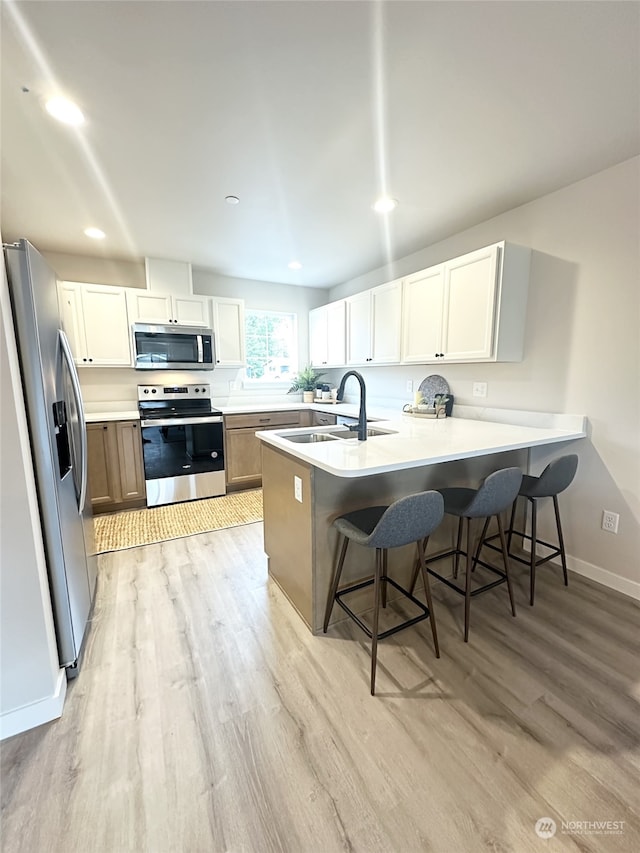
[1, 252, 66, 739]
[327, 157, 640, 596]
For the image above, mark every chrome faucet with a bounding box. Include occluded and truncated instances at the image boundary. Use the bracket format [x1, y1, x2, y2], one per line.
[336, 370, 367, 441]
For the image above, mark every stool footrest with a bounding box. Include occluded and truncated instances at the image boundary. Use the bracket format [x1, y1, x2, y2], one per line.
[335, 577, 432, 640]
[427, 549, 508, 597]
[486, 531, 561, 567]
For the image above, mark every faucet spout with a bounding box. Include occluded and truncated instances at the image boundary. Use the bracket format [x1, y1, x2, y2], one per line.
[336, 370, 367, 441]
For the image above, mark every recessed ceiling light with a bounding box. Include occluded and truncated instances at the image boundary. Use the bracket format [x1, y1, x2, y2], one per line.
[288, 261, 302, 270]
[373, 197, 398, 214]
[225, 195, 240, 205]
[45, 96, 85, 126]
[84, 227, 105, 240]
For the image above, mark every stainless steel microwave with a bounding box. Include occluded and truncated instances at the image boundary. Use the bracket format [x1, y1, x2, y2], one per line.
[132, 323, 215, 370]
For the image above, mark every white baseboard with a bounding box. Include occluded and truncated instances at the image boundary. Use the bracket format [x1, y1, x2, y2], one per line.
[0, 668, 67, 741]
[566, 554, 640, 601]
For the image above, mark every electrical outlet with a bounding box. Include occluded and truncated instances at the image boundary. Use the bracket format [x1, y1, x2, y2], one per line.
[472, 382, 488, 398]
[602, 510, 619, 534]
[294, 476, 303, 503]
[229, 380, 237, 391]
[406, 380, 413, 393]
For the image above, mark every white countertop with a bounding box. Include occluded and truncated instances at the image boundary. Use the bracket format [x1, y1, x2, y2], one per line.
[256, 409, 587, 478]
[84, 400, 365, 423]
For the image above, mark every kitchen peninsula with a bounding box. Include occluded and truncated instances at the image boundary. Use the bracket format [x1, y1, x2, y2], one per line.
[257, 408, 586, 633]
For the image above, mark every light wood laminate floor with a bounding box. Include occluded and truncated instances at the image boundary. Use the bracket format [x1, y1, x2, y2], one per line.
[2, 522, 639, 853]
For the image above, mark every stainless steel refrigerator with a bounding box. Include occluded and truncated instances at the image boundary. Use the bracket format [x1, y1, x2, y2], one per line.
[4, 239, 97, 674]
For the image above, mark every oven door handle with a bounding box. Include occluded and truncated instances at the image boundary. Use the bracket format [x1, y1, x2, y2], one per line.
[141, 415, 223, 428]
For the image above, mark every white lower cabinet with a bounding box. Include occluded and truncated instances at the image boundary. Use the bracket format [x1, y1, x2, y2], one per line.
[346, 280, 401, 365]
[211, 297, 245, 366]
[58, 282, 132, 366]
[401, 241, 530, 364]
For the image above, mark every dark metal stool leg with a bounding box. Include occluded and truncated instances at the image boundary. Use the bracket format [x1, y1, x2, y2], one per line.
[370, 548, 384, 695]
[529, 498, 537, 606]
[464, 517, 472, 642]
[381, 549, 388, 609]
[418, 537, 439, 658]
[408, 539, 424, 595]
[323, 536, 349, 632]
[553, 494, 569, 587]
[497, 513, 517, 617]
[453, 517, 463, 578]
[507, 496, 518, 554]
[471, 517, 490, 573]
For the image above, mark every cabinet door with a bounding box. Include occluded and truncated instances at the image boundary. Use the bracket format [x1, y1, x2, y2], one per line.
[211, 298, 245, 366]
[401, 266, 445, 363]
[311, 411, 337, 427]
[345, 291, 371, 364]
[115, 421, 146, 501]
[309, 306, 328, 367]
[443, 245, 498, 361]
[81, 285, 132, 366]
[325, 300, 346, 366]
[87, 423, 120, 508]
[370, 280, 401, 364]
[126, 291, 172, 324]
[225, 427, 263, 487]
[58, 283, 88, 364]
[173, 295, 210, 327]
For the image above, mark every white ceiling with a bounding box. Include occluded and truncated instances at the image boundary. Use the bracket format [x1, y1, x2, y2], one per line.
[2, 1, 639, 288]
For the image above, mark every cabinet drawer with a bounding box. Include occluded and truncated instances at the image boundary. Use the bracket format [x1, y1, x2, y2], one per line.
[225, 411, 301, 430]
[312, 411, 337, 427]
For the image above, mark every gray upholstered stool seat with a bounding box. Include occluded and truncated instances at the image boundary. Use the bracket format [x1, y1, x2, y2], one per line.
[414, 467, 523, 642]
[501, 454, 578, 605]
[323, 490, 445, 695]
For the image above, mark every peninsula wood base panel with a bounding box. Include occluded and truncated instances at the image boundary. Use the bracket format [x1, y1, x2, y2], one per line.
[261, 443, 527, 634]
[1, 523, 638, 853]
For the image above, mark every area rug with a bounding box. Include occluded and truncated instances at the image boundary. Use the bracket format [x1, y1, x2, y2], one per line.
[94, 489, 263, 553]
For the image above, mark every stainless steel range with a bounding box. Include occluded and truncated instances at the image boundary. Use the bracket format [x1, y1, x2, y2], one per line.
[138, 384, 226, 507]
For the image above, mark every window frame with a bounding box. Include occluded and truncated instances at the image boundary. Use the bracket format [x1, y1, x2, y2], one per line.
[242, 308, 299, 389]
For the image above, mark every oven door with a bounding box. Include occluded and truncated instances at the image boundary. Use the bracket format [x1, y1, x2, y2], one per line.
[140, 415, 226, 506]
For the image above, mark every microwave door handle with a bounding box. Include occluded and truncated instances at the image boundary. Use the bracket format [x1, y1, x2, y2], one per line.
[59, 329, 88, 513]
[197, 335, 203, 363]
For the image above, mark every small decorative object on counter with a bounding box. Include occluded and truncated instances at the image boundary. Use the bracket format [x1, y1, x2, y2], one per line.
[434, 394, 449, 418]
[288, 365, 327, 403]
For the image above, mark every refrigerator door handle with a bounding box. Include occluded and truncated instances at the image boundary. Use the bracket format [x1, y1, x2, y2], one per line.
[59, 329, 88, 513]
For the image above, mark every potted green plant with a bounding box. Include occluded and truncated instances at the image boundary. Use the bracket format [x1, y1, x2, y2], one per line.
[288, 365, 326, 402]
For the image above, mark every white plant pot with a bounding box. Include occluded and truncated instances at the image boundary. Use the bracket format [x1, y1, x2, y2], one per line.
[303, 391, 314, 403]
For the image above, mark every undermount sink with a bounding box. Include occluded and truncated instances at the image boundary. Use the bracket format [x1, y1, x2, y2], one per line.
[284, 432, 339, 443]
[329, 427, 398, 439]
[282, 427, 397, 444]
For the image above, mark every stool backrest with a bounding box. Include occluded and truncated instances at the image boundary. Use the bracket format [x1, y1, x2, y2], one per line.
[366, 490, 444, 549]
[527, 454, 578, 498]
[464, 467, 523, 518]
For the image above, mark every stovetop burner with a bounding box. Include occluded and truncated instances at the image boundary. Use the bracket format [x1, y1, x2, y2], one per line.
[137, 383, 222, 419]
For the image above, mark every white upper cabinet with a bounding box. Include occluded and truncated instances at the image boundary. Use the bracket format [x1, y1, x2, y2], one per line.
[58, 282, 132, 367]
[401, 265, 445, 363]
[309, 300, 346, 367]
[211, 297, 245, 367]
[126, 290, 210, 326]
[346, 280, 401, 365]
[400, 241, 531, 364]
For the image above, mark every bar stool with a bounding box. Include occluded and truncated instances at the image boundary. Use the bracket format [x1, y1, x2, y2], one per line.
[323, 490, 445, 695]
[505, 454, 578, 605]
[414, 467, 522, 642]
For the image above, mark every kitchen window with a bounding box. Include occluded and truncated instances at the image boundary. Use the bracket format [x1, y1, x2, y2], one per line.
[244, 310, 298, 385]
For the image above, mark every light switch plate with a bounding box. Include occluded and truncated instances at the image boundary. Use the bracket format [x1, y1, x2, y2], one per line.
[294, 475, 303, 503]
[406, 380, 413, 392]
[472, 382, 488, 398]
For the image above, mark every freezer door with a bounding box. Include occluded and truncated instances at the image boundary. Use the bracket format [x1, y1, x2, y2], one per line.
[5, 240, 94, 666]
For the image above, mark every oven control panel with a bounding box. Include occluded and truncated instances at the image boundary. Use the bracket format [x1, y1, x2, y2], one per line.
[138, 384, 211, 401]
